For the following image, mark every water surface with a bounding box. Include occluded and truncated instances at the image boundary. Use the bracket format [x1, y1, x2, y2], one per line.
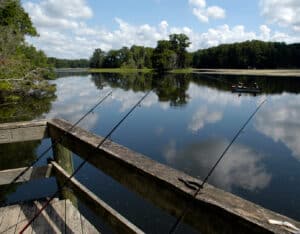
[1, 72, 300, 233]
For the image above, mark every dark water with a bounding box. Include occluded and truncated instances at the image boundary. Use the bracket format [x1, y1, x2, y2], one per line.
[1, 72, 300, 233]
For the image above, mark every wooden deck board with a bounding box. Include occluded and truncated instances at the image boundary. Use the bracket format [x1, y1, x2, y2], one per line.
[65, 200, 83, 234]
[0, 199, 99, 234]
[15, 202, 37, 234]
[0, 120, 48, 144]
[0, 204, 20, 234]
[0, 165, 52, 186]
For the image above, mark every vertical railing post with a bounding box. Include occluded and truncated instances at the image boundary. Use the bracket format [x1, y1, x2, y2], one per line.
[52, 139, 78, 206]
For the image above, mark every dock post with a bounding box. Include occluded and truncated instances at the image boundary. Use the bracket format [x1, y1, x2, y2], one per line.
[52, 140, 78, 206]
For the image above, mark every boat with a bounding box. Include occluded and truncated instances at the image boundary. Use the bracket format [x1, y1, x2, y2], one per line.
[231, 82, 261, 93]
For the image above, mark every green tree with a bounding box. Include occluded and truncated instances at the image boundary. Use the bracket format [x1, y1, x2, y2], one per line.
[0, 0, 55, 105]
[169, 34, 191, 68]
[0, 0, 37, 36]
[90, 48, 105, 68]
[152, 40, 177, 71]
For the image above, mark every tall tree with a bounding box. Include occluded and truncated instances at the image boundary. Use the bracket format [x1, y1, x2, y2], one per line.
[152, 40, 177, 71]
[169, 34, 191, 68]
[0, 0, 55, 104]
[0, 0, 37, 62]
[90, 48, 105, 68]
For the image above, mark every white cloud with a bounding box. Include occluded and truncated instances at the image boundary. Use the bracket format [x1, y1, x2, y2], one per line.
[159, 20, 169, 31]
[189, 0, 225, 23]
[260, 24, 271, 40]
[24, 0, 92, 30]
[189, 0, 206, 8]
[30, 0, 92, 19]
[188, 107, 223, 132]
[23, 0, 300, 58]
[260, 0, 300, 31]
[207, 6, 226, 19]
[164, 139, 271, 191]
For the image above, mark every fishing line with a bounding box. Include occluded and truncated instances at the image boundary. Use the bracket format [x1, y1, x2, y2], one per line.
[0, 90, 112, 205]
[168, 99, 267, 234]
[19, 90, 152, 233]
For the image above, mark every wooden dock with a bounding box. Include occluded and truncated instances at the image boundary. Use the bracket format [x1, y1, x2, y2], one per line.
[1, 118, 300, 234]
[0, 199, 99, 233]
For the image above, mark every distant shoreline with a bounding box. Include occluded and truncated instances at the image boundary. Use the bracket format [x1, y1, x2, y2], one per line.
[54, 68, 300, 77]
[193, 69, 300, 77]
[89, 68, 153, 73]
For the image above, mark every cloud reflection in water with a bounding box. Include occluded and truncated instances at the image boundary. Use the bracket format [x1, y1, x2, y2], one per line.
[46, 77, 107, 130]
[188, 106, 223, 132]
[164, 138, 271, 191]
[255, 95, 300, 161]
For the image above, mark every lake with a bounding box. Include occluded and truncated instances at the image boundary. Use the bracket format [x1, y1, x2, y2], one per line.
[1, 72, 300, 233]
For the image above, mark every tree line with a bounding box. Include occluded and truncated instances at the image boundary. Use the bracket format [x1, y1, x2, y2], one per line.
[49, 34, 192, 71]
[89, 34, 191, 71]
[48, 58, 89, 68]
[192, 40, 300, 69]
[55, 38, 300, 70]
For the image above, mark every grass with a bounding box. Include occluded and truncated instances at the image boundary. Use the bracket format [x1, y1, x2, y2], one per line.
[89, 68, 153, 73]
[169, 68, 194, 74]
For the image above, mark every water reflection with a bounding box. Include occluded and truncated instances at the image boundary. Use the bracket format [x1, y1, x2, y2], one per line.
[255, 95, 300, 161]
[111, 89, 159, 112]
[91, 73, 190, 107]
[164, 138, 271, 191]
[188, 107, 223, 133]
[2, 71, 300, 229]
[191, 74, 300, 95]
[0, 141, 42, 203]
[46, 76, 108, 130]
[187, 83, 243, 106]
[0, 95, 56, 123]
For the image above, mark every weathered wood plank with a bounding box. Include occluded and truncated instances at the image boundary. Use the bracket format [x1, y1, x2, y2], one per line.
[0, 120, 48, 144]
[65, 199, 83, 234]
[48, 118, 300, 234]
[0, 204, 20, 233]
[49, 199, 81, 234]
[15, 202, 37, 234]
[0, 199, 98, 234]
[0, 165, 52, 185]
[81, 212, 99, 234]
[51, 161, 144, 234]
[31, 200, 62, 233]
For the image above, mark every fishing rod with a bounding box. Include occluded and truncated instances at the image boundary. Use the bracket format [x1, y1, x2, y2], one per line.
[20, 90, 152, 233]
[0, 90, 112, 205]
[168, 99, 267, 234]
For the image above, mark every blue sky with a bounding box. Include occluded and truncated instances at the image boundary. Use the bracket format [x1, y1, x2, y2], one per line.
[22, 0, 300, 58]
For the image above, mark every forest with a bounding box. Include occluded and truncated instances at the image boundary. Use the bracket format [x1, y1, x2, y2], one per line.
[192, 40, 300, 69]
[89, 33, 191, 71]
[54, 39, 300, 70]
[48, 58, 89, 68]
[51, 34, 192, 71]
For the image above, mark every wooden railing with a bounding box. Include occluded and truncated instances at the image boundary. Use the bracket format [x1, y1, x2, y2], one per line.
[0, 118, 299, 234]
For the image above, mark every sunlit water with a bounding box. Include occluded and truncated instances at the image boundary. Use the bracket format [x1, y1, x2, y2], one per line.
[1, 72, 300, 233]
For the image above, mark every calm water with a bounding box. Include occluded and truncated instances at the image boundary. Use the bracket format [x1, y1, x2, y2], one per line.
[1, 72, 300, 233]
